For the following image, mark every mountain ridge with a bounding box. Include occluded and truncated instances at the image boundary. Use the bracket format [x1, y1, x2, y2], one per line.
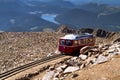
[55, 8, 120, 32]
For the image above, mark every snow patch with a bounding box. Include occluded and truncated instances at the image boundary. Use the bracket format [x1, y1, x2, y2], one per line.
[28, 11, 42, 14]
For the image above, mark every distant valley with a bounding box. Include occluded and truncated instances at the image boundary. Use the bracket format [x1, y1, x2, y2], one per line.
[0, 0, 120, 32]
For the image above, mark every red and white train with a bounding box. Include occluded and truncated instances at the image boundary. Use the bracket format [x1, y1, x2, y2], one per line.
[58, 33, 95, 54]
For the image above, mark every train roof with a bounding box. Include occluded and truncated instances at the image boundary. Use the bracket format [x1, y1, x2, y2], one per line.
[61, 33, 93, 40]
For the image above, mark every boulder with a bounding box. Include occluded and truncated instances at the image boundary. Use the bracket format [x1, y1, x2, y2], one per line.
[90, 48, 99, 54]
[65, 60, 79, 66]
[85, 56, 96, 64]
[96, 29, 109, 37]
[70, 57, 78, 61]
[94, 55, 108, 64]
[56, 65, 67, 72]
[80, 46, 91, 54]
[79, 54, 88, 60]
[42, 71, 55, 80]
[55, 50, 61, 54]
[103, 51, 109, 56]
[56, 67, 63, 72]
[63, 66, 79, 74]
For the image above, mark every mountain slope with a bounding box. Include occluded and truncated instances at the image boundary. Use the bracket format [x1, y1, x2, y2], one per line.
[55, 8, 98, 26]
[55, 8, 120, 31]
[0, 0, 57, 32]
[23, 0, 75, 14]
[0, 11, 56, 32]
[79, 3, 120, 14]
[99, 12, 120, 25]
[0, 0, 28, 13]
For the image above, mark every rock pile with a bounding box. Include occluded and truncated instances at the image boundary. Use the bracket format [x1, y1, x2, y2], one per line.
[56, 25, 76, 34]
[41, 42, 120, 80]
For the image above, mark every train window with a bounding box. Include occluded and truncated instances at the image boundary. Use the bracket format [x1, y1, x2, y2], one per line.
[87, 38, 93, 43]
[80, 39, 85, 44]
[66, 40, 72, 46]
[60, 40, 65, 45]
[78, 40, 81, 44]
[74, 40, 78, 45]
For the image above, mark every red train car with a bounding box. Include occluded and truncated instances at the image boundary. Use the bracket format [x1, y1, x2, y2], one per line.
[58, 33, 95, 54]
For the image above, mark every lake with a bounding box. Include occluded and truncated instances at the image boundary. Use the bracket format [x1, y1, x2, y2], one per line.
[41, 14, 59, 24]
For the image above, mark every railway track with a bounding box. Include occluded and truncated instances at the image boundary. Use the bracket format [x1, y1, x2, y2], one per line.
[0, 54, 66, 80]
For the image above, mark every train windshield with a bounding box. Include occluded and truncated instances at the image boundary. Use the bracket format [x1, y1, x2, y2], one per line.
[66, 40, 72, 46]
[60, 40, 72, 46]
[60, 40, 65, 45]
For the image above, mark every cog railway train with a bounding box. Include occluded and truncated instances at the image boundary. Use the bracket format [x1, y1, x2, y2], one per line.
[58, 33, 95, 54]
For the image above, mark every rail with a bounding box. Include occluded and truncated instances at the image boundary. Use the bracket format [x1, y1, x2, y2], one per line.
[0, 54, 65, 80]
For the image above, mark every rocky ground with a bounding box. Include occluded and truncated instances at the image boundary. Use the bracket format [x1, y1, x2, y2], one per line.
[0, 25, 120, 79]
[0, 32, 64, 73]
